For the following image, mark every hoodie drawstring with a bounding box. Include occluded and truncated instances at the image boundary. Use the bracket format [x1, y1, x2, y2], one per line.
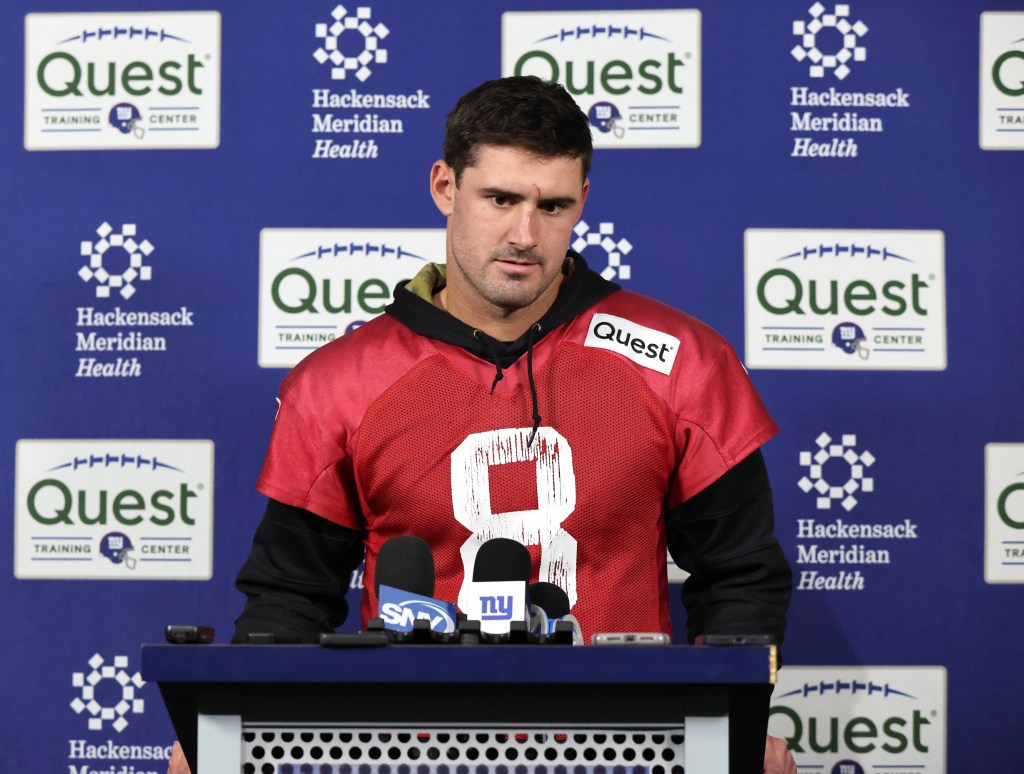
[474, 325, 543, 447]
[525, 323, 542, 447]
[473, 330, 505, 394]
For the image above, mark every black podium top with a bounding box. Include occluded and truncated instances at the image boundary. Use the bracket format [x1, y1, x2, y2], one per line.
[142, 643, 775, 686]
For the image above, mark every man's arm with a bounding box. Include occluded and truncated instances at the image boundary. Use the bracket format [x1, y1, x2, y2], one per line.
[232, 499, 366, 643]
[666, 448, 792, 647]
[666, 448, 793, 773]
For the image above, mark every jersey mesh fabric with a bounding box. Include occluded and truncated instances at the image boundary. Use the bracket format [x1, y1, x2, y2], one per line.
[257, 289, 777, 644]
[353, 341, 675, 642]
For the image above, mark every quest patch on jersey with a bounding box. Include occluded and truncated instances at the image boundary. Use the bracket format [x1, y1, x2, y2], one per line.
[584, 313, 679, 375]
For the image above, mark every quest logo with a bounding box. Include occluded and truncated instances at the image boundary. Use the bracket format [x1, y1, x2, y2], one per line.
[769, 666, 946, 772]
[502, 9, 701, 149]
[14, 439, 214, 580]
[584, 314, 679, 375]
[979, 12, 1024, 150]
[985, 443, 1024, 583]
[259, 228, 445, 368]
[24, 11, 221, 150]
[744, 229, 946, 371]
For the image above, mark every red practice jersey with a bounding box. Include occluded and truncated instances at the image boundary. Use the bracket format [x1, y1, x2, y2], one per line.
[257, 282, 776, 642]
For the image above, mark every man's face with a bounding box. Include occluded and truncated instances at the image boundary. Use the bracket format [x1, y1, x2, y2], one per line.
[431, 144, 589, 324]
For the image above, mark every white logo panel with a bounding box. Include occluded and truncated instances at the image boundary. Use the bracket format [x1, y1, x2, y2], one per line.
[770, 666, 947, 772]
[258, 228, 445, 368]
[502, 9, 701, 149]
[985, 443, 1024, 583]
[744, 229, 946, 370]
[980, 12, 1024, 150]
[25, 12, 221, 150]
[15, 439, 214, 579]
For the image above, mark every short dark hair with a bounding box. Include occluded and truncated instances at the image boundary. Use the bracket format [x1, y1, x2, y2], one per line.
[443, 76, 594, 184]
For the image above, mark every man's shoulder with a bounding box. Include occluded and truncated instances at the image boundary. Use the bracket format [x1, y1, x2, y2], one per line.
[584, 290, 731, 354]
[282, 313, 436, 396]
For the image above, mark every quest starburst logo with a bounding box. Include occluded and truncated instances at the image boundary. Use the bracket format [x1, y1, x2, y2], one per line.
[313, 5, 389, 82]
[797, 432, 875, 512]
[572, 220, 634, 282]
[70, 653, 145, 733]
[791, 3, 868, 81]
[79, 222, 154, 300]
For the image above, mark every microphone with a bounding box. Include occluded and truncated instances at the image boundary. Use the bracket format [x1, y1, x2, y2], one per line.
[462, 538, 531, 634]
[375, 535, 435, 598]
[373, 536, 456, 635]
[473, 538, 531, 583]
[528, 581, 584, 645]
[528, 581, 569, 626]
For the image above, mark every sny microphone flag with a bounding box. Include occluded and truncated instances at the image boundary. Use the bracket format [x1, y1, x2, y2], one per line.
[377, 584, 457, 633]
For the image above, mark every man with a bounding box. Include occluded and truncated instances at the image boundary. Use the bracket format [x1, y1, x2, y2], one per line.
[171, 76, 795, 774]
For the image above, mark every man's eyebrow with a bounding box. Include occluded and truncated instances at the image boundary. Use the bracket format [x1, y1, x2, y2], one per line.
[479, 187, 578, 208]
[538, 195, 578, 209]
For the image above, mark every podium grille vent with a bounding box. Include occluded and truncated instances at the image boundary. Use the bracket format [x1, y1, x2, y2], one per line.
[239, 726, 686, 774]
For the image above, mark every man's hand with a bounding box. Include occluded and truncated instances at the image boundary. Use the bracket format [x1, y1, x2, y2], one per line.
[167, 742, 191, 774]
[763, 734, 797, 773]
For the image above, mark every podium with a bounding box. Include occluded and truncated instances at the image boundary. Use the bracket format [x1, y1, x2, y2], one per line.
[142, 643, 775, 774]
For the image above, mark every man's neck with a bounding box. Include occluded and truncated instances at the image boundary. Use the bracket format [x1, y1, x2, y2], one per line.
[433, 280, 561, 341]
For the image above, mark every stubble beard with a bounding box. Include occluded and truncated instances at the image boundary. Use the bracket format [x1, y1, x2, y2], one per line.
[452, 246, 558, 313]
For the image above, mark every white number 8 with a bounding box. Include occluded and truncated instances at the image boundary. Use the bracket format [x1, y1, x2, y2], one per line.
[452, 427, 578, 612]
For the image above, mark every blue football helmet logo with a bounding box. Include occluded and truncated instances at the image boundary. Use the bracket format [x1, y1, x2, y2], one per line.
[100, 532, 137, 569]
[832, 322, 870, 360]
[109, 103, 145, 139]
[587, 102, 625, 138]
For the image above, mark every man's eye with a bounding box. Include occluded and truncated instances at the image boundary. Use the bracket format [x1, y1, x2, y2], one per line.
[491, 196, 509, 206]
[541, 203, 562, 214]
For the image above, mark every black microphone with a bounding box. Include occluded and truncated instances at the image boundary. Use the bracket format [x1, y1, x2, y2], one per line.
[528, 581, 582, 645]
[472, 537, 531, 582]
[374, 535, 434, 598]
[463, 538, 531, 634]
[528, 581, 570, 618]
[373, 536, 457, 636]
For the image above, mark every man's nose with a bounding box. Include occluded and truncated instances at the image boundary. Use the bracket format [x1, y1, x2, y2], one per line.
[507, 206, 538, 250]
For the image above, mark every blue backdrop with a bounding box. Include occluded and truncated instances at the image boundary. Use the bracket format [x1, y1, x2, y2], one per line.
[3, 1, 1022, 771]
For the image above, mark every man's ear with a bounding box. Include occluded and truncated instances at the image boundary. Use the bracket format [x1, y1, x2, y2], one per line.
[430, 160, 456, 217]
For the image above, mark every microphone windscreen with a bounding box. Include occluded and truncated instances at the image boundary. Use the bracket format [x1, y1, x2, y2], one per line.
[374, 535, 435, 598]
[528, 581, 570, 618]
[473, 538, 531, 582]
